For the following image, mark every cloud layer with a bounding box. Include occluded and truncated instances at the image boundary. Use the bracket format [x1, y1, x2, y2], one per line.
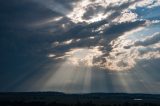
[99, 32, 160, 71]
[27, 0, 160, 71]
[0, 0, 160, 84]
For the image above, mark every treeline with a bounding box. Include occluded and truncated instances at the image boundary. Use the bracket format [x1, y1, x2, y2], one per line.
[0, 101, 160, 106]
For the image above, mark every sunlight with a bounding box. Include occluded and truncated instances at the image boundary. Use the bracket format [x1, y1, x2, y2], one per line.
[102, 28, 160, 71]
[41, 58, 93, 93]
[38, 47, 103, 93]
[65, 47, 103, 67]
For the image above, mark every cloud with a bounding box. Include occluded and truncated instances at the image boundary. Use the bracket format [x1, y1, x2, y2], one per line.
[0, 0, 160, 74]
[104, 20, 146, 38]
[45, 19, 147, 60]
[113, 10, 138, 23]
[130, 0, 160, 9]
[64, 0, 140, 23]
[34, 0, 151, 68]
[97, 32, 160, 71]
[134, 32, 160, 46]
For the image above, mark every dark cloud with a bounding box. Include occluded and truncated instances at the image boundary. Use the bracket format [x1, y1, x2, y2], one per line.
[81, 0, 139, 21]
[134, 32, 160, 46]
[104, 20, 146, 40]
[0, 0, 63, 29]
[82, 5, 105, 20]
[0, 0, 64, 77]
[0, 0, 147, 67]
[105, 0, 138, 20]
[49, 20, 146, 57]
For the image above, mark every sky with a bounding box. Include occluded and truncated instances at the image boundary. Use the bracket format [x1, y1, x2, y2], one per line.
[0, 0, 160, 93]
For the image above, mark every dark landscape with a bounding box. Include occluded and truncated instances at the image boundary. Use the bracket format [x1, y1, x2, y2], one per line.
[0, 92, 160, 106]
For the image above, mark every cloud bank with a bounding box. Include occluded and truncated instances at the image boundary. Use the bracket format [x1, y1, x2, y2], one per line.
[100, 32, 160, 71]
[30, 0, 160, 71]
[1, 0, 160, 73]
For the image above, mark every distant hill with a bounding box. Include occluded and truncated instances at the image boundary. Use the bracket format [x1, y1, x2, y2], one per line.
[0, 92, 160, 106]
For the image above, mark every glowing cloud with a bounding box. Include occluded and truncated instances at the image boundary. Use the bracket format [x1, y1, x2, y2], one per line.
[100, 32, 160, 71]
[67, 0, 110, 23]
[113, 10, 138, 23]
[33, 0, 160, 72]
[64, 47, 103, 67]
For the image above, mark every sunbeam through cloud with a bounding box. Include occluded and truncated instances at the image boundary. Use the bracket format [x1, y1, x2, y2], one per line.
[0, 0, 160, 94]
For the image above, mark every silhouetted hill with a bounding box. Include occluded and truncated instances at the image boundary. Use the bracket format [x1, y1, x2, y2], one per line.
[0, 92, 160, 106]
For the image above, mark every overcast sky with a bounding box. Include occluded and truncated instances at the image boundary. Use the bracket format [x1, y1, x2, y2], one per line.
[0, 0, 160, 93]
